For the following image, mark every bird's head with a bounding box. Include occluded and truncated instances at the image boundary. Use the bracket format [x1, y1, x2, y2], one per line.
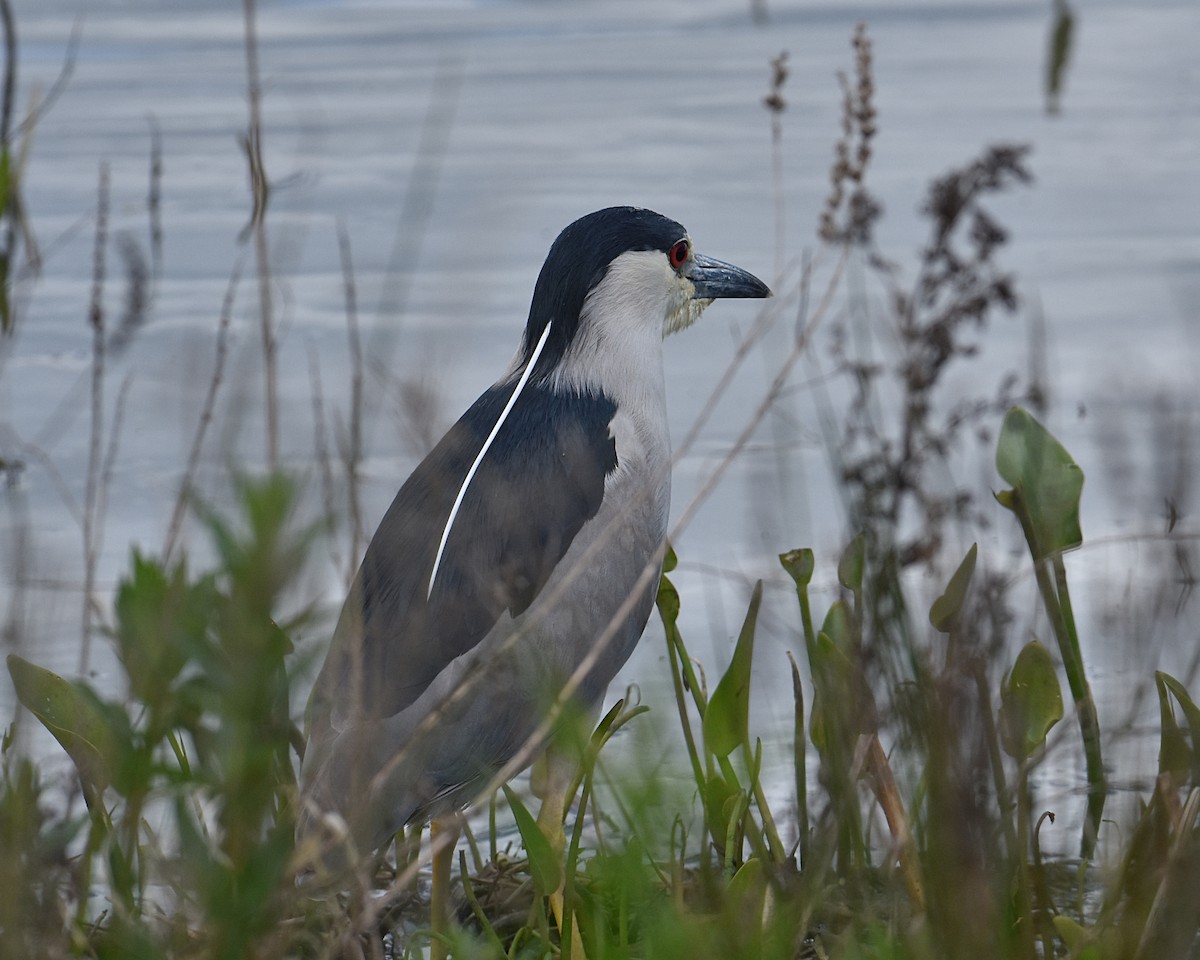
[520, 206, 770, 380]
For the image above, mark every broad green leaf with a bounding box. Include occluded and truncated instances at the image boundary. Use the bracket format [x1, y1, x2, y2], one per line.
[929, 543, 978, 632]
[1000, 641, 1064, 759]
[702, 581, 762, 758]
[808, 631, 856, 752]
[1052, 916, 1091, 952]
[662, 542, 678, 573]
[726, 856, 767, 920]
[995, 407, 1084, 561]
[501, 785, 562, 896]
[779, 548, 814, 587]
[7, 654, 124, 797]
[656, 574, 681, 626]
[819, 599, 854, 651]
[838, 534, 865, 592]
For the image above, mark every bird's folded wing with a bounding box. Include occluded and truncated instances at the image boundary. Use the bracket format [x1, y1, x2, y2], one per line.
[311, 381, 618, 726]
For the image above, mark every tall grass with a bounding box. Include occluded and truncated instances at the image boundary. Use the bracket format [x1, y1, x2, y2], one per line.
[1, 12, 1197, 960]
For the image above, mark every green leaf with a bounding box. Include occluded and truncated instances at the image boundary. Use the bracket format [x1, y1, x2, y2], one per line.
[726, 856, 767, 918]
[1155, 673, 1192, 781]
[819, 599, 854, 650]
[704, 772, 736, 854]
[1000, 641, 1064, 759]
[1052, 915, 1090, 951]
[1156, 671, 1200, 784]
[501, 785, 562, 897]
[929, 543, 978, 632]
[807, 627, 873, 755]
[6, 654, 125, 798]
[837, 534, 865, 592]
[656, 573, 681, 627]
[779, 548, 815, 587]
[702, 581, 763, 758]
[995, 407, 1084, 561]
[113, 552, 207, 709]
[662, 542, 678, 573]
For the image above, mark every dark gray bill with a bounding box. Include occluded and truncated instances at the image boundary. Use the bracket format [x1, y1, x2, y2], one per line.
[687, 253, 771, 299]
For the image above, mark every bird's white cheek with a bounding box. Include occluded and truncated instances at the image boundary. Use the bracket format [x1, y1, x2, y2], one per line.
[663, 285, 711, 337]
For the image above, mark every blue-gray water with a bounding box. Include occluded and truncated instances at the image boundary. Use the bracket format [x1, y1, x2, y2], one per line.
[3, 0, 1199, 860]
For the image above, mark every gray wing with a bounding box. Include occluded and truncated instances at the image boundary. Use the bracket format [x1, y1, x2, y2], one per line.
[310, 381, 618, 726]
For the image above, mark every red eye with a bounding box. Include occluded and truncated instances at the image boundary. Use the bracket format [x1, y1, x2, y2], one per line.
[668, 238, 690, 270]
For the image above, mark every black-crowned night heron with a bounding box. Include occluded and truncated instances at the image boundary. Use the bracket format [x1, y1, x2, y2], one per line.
[298, 206, 768, 945]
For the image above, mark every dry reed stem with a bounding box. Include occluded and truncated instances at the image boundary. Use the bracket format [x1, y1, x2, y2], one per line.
[241, 0, 278, 471]
[338, 221, 365, 582]
[309, 341, 343, 580]
[163, 258, 244, 562]
[147, 114, 162, 283]
[79, 162, 109, 674]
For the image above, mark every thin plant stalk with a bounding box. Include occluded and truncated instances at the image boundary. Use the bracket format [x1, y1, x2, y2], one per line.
[241, 0, 277, 470]
[163, 258, 242, 562]
[80, 162, 108, 674]
[1030, 549, 1104, 855]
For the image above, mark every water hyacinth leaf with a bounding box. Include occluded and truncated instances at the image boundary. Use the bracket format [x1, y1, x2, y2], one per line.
[1000, 641, 1064, 759]
[702, 581, 763, 759]
[837, 534, 865, 592]
[779, 548, 815, 587]
[502, 785, 562, 896]
[6, 654, 125, 798]
[995, 407, 1084, 560]
[929, 543, 978, 632]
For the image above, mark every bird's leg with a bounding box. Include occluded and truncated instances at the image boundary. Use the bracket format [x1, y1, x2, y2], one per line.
[532, 751, 587, 960]
[429, 817, 460, 960]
